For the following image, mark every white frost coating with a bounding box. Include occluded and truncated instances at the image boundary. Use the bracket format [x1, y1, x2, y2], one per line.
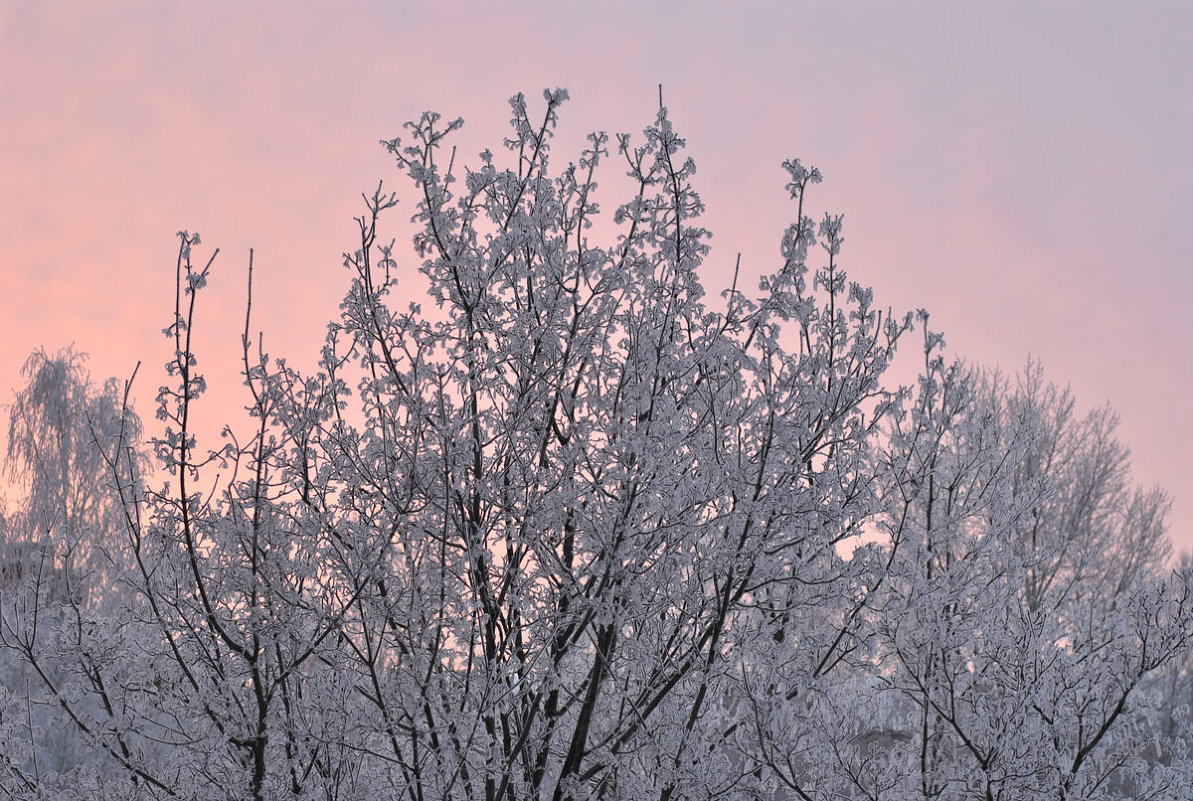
[1, 92, 1189, 801]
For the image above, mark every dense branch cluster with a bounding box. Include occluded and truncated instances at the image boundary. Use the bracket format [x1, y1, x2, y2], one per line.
[1, 91, 1189, 801]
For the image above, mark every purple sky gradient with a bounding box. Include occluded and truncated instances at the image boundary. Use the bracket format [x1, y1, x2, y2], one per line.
[2, 2, 1191, 552]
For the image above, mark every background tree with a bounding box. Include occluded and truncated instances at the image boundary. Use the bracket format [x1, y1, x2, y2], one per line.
[826, 338, 1193, 801]
[1002, 361, 1173, 614]
[3, 346, 144, 605]
[0, 347, 146, 789]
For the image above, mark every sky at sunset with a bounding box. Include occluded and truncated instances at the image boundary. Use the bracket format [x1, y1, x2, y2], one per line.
[2, 2, 1191, 552]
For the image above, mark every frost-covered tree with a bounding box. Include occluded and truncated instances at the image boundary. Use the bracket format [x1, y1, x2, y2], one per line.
[1002, 362, 1173, 614]
[819, 337, 1193, 801]
[2, 347, 144, 606]
[1, 90, 1188, 801]
[0, 347, 145, 789]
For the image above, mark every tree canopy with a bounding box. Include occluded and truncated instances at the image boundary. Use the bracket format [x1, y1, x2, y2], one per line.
[1, 90, 1189, 801]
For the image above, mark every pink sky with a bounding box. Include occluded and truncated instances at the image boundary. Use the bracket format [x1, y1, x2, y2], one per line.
[2, 2, 1191, 553]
